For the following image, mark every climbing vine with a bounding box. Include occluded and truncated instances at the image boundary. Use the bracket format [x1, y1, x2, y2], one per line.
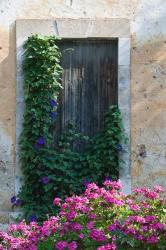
[18, 35, 127, 222]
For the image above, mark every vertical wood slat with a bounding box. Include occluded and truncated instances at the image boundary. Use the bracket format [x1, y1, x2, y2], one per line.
[54, 39, 118, 144]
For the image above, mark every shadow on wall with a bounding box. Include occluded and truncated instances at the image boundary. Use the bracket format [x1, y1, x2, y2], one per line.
[0, 23, 16, 215]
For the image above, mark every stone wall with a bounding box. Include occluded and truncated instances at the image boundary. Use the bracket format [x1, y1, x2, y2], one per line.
[0, 0, 166, 226]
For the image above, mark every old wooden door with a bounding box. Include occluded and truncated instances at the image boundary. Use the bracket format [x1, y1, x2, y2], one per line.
[55, 39, 118, 142]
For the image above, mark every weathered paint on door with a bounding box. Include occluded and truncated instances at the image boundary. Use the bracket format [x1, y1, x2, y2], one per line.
[54, 39, 118, 143]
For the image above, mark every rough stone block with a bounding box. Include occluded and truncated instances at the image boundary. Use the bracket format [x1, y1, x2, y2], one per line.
[9, 212, 23, 224]
[0, 224, 8, 232]
[0, 191, 13, 211]
[56, 18, 130, 38]
[120, 108, 130, 136]
[118, 65, 130, 86]
[118, 38, 131, 66]
[121, 176, 132, 195]
[16, 20, 57, 46]
[0, 212, 9, 224]
[118, 84, 130, 108]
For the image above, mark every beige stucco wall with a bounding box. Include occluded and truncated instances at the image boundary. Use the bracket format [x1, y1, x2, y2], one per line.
[0, 0, 166, 225]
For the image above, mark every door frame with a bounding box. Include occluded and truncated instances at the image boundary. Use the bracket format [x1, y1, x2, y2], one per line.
[16, 18, 131, 194]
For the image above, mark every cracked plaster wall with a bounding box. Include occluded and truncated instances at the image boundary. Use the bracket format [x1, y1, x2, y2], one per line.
[0, 0, 166, 225]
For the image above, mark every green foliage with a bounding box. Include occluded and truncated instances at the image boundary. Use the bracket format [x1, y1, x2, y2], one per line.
[47, 105, 127, 199]
[19, 34, 127, 222]
[19, 35, 62, 221]
[84, 106, 127, 182]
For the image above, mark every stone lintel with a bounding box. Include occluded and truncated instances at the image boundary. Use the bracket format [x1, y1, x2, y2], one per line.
[16, 18, 130, 40]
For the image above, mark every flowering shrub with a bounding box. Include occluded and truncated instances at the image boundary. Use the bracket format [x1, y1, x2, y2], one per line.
[1, 181, 166, 249]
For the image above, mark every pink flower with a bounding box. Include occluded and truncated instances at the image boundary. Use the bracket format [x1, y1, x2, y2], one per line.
[56, 241, 68, 250]
[146, 235, 159, 244]
[41, 227, 50, 237]
[71, 222, 83, 231]
[87, 221, 95, 230]
[140, 225, 148, 232]
[154, 185, 165, 193]
[144, 215, 156, 222]
[140, 201, 150, 209]
[97, 243, 116, 250]
[79, 233, 84, 239]
[105, 195, 124, 206]
[68, 241, 77, 250]
[145, 191, 159, 199]
[0, 182, 165, 250]
[133, 187, 146, 195]
[89, 229, 106, 242]
[103, 180, 112, 187]
[53, 198, 61, 206]
[88, 213, 97, 219]
[66, 211, 77, 221]
[86, 183, 99, 190]
[61, 203, 69, 210]
[129, 204, 140, 211]
[150, 222, 164, 230]
[124, 227, 137, 236]
[128, 216, 146, 224]
[65, 197, 73, 203]
[103, 180, 123, 190]
[108, 221, 120, 231]
[80, 206, 90, 213]
[127, 199, 133, 205]
[114, 199, 124, 206]
[59, 211, 66, 217]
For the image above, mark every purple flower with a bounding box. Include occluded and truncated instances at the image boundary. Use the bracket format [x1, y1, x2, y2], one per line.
[116, 144, 124, 152]
[68, 241, 77, 250]
[41, 176, 49, 184]
[82, 179, 91, 187]
[34, 136, 45, 149]
[87, 221, 95, 230]
[50, 111, 57, 120]
[56, 241, 68, 250]
[28, 214, 37, 222]
[79, 233, 84, 239]
[10, 196, 23, 207]
[147, 235, 159, 244]
[104, 176, 112, 181]
[36, 137, 45, 146]
[89, 229, 107, 242]
[50, 99, 57, 108]
[15, 199, 22, 206]
[11, 196, 17, 204]
[71, 222, 83, 231]
[144, 215, 156, 222]
[108, 221, 120, 231]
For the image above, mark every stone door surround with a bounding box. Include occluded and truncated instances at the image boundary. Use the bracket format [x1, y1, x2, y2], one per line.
[16, 18, 131, 194]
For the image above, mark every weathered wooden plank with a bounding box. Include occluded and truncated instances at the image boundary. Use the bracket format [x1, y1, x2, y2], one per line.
[54, 39, 118, 145]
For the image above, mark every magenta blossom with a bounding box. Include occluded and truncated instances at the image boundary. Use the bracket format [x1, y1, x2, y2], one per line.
[97, 243, 117, 250]
[56, 241, 68, 250]
[0, 181, 165, 249]
[154, 185, 165, 193]
[147, 235, 159, 244]
[87, 221, 95, 230]
[53, 197, 61, 206]
[89, 229, 107, 242]
[103, 180, 123, 190]
[68, 241, 77, 250]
